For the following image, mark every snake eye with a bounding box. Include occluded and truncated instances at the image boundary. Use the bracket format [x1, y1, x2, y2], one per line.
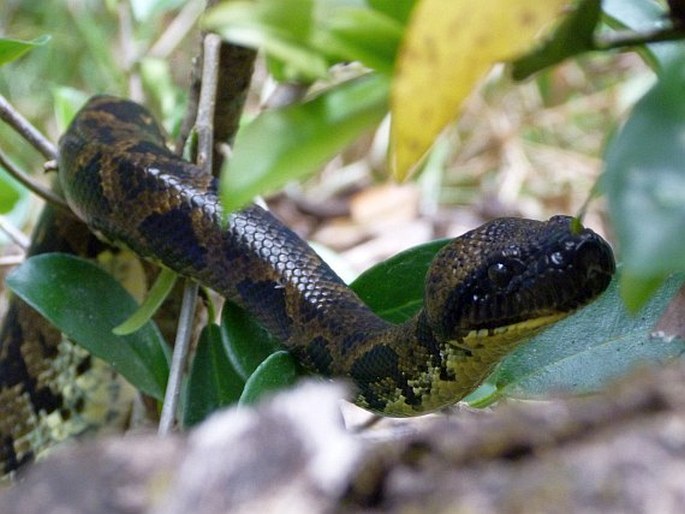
[487, 258, 526, 289]
[487, 262, 515, 288]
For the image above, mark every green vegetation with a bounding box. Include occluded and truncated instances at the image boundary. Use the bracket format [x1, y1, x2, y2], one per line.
[1, 0, 685, 424]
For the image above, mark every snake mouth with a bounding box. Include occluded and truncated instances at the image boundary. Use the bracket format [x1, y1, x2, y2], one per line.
[428, 215, 616, 340]
[449, 311, 568, 352]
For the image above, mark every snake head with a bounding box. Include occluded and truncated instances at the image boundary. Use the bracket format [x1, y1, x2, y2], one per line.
[424, 215, 615, 343]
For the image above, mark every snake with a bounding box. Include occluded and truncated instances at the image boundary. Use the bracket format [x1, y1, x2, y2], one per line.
[1, 95, 614, 477]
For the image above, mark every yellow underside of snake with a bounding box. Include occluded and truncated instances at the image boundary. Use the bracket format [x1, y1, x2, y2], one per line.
[0, 95, 615, 478]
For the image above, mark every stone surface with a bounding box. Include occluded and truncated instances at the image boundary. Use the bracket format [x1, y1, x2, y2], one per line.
[2, 364, 685, 514]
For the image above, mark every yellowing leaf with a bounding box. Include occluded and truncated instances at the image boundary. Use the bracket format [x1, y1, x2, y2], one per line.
[391, 0, 567, 180]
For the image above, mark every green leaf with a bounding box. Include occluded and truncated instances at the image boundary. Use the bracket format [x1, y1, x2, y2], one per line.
[239, 350, 301, 406]
[6, 253, 170, 400]
[602, 0, 683, 72]
[603, 55, 685, 309]
[312, 7, 403, 74]
[0, 35, 50, 67]
[113, 267, 177, 335]
[221, 73, 389, 212]
[619, 272, 664, 313]
[512, 0, 602, 80]
[206, 0, 403, 79]
[494, 271, 685, 398]
[204, 0, 328, 81]
[368, 0, 416, 24]
[182, 323, 244, 427]
[220, 300, 281, 380]
[351, 238, 449, 323]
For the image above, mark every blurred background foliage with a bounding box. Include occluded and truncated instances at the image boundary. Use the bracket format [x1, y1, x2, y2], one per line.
[0, 0, 645, 234]
[2, 0, 685, 414]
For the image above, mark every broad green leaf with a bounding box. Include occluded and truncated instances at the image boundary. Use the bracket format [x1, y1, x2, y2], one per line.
[204, 0, 328, 81]
[206, 0, 401, 80]
[113, 267, 177, 335]
[494, 272, 685, 399]
[351, 238, 449, 323]
[220, 300, 281, 380]
[182, 323, 244, 427]
[603, 55, 685, 309]
[391, 0, 566, 180]
[312, 7, 403, 74]
[368, 0, 416, 24]
[602, 0, 683, 72]
[223, 236, 448, 402]
[239, 350, 301, 406]
[0, 35, 50, 66]
[221, 73, 388, 212]
[6, 253, 170, 400]
[512, 0, 602, 80]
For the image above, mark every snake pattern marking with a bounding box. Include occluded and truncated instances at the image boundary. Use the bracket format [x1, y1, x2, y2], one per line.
[0, 207, 136, 479]
[1, 95, 615, 477]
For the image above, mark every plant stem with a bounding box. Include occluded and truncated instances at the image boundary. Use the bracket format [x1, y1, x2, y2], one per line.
[0, 94, 57, 160]
[158, 282, 200, 435]
[158, 32, 222, 435]
[596, 26, 685, 51]
[0, 148, 69, 210]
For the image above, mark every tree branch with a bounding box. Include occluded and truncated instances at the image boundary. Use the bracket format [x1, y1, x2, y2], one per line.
[0, 148, 69, 210]
[0, 94, 57, 160]
[158, 29, 225, 436]
[596, 26, 685, 51]
[211, 42, 256, 175]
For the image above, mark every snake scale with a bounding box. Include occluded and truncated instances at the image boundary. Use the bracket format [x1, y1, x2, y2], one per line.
[1, 95, 614, 478]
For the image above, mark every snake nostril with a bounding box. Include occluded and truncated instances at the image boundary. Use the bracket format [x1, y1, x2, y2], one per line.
[572, 237, 615, 293]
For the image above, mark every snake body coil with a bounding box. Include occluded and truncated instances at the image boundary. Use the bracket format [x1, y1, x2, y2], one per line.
[0, 95, 615, 478]
[56, 96, 615, 415]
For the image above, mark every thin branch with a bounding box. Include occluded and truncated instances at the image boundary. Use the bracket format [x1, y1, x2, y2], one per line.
[196, 33, 221, 174]
[158, 281, 199, 435]
[596, 26, 685, 51]
[0, 148, 70, 210]
[263, 82, 310, 110]
[117, 1, 143, 102]
[211, 43, 256, 174]
[158, 32, 222, 436]
[0, 94, 56, 160]
[174, 0, 257, 172]
[148, 0, 205, 59]
[175, 54, 202, 153]
[0, 215, 30, 249]
[0, 254, 25, 267]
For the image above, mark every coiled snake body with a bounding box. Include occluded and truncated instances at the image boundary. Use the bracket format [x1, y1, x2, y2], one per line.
[1, 96, 614, 475]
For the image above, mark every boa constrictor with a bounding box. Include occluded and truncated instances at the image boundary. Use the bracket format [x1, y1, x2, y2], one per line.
[0, 95, 615, 477]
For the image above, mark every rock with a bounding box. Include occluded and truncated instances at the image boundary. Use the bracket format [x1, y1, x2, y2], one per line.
[0, 382, 363, 514]
[2, 364, 685, 513]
